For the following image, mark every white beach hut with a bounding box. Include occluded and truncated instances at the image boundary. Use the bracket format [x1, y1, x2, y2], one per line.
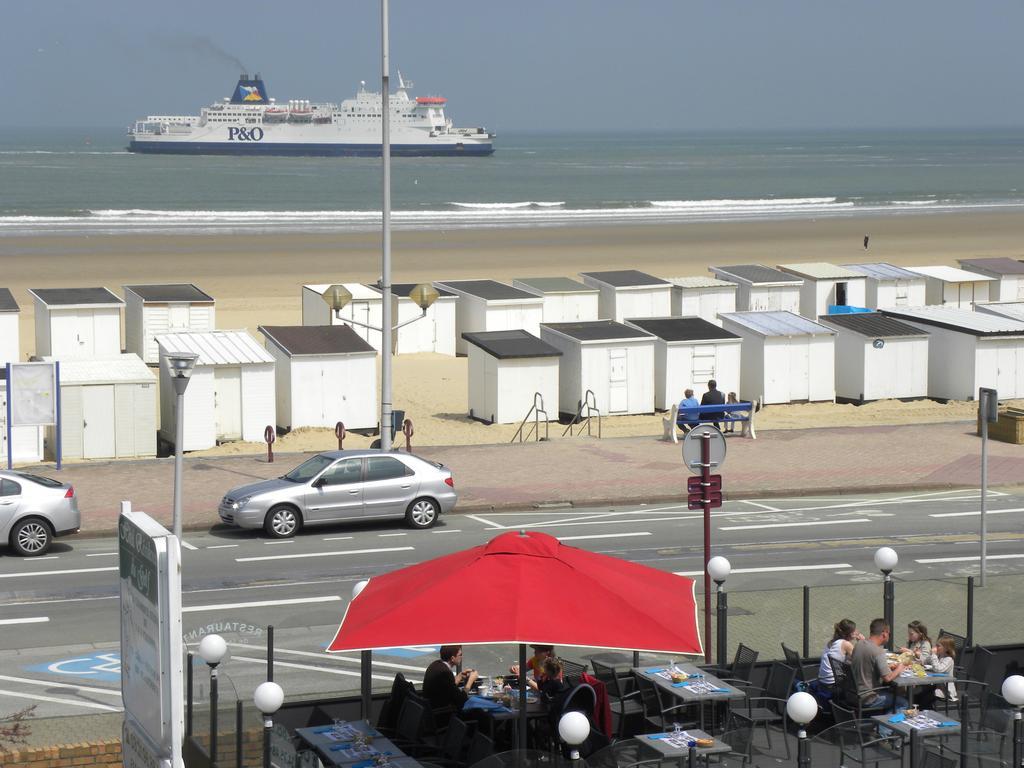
[29, 287, 123, 358]
[667, 277, 737, 324]
[434, 280, 544, 356]
[124, 284, 216, 364]
[512, 277, 600, 324]
[709, 265, 803, 313]
[301, 283, 384, 349]
[905, 266, 994, 309]
[578, 270, 673, 323]
[539, 320, 655, 417]
[880, 306, 1024, 400]
[842, 263, 928, 309]
[260, 325, 377, 431]
[817, 313, 929, 403]
[624, 317, 742, 411]
[42, 354, 156, 460]
[366, 283, 458, 356]
[719, 311, 836, 405]
[0, 289, 20, 366]
[776, 262, 868, 318]
[0, 379, 44, 465]
[957, 258, 1024, 302]
[156, 330, 275, 450]
[463, 330, 562, 424]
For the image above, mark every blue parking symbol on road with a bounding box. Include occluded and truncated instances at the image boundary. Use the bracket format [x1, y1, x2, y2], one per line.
[27, 652, 122, 683]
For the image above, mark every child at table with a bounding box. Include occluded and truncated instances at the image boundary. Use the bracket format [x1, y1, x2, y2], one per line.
[900, 620, 932, 661]
[509, 644, 555, 683]
[919, 636, 958, 708]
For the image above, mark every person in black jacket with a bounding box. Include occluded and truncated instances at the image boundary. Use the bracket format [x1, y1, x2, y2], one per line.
[422, 645, 478, 714]
[701, 380, 726, 430]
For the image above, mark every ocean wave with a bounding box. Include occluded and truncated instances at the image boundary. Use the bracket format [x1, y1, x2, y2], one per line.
[889, 200, 938, 206]
[648, 197, 841, 209]
[449, 201, 565, 209]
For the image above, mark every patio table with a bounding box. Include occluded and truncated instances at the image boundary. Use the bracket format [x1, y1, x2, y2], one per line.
[890, 668, 955, 706]
[640, 729, 732, 766]
[871, 709, 960, 768]
[634, 663, 746, 733]
[297, 723, 421, 768]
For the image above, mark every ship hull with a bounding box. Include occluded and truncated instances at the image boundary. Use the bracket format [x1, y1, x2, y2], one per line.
[127, 139, 494, 157]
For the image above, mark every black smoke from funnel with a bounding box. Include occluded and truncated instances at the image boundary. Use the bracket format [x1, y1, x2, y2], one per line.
[153, 33, 247, 73]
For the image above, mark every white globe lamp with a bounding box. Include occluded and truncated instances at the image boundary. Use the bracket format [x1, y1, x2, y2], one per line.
[254, 681, 285, 715]
[352, 579, 369, 599]
[874, 546, 898, 575]
[199, 633, 228, 667]
[558, 711, 590, 759]
[708, 556, 731, 585]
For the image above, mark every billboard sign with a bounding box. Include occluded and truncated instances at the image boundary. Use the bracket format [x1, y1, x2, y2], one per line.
[8, 362, 57, 426]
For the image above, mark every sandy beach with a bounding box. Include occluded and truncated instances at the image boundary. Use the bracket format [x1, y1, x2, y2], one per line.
[3, 210, 1023, 452]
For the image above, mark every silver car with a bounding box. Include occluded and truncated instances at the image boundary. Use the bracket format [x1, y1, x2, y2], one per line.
[0, 470, 81, 556]
[218, 450, 457, 537]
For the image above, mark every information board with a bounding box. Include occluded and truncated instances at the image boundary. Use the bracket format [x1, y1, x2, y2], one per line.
[8, 362, 56, 426]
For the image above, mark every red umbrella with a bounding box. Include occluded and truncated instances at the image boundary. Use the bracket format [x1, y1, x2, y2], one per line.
[328, 530, 702, 655]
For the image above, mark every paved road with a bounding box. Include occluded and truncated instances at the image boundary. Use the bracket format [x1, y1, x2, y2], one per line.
[1, 488, 1022, 722]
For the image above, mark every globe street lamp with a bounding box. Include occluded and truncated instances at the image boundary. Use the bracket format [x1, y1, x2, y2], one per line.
[708, 556, 731, 666]
[1002, 675, 1024, 768]
[874, 547, 898, 651]
[254, 681, 285, 768]
[163, 351, 198, 542]
[558, 711, 590, 763]
[786, 691, 818, 768]
[199, 633, 228, 767]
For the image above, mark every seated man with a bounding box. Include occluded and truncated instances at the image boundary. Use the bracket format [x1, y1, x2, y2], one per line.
[850, 618, 907, 712]
[422, 645, 478, 714]
[678, 388, 700, 434]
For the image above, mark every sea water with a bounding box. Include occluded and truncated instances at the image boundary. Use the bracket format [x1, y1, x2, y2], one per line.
[1, 127, 1022, 236]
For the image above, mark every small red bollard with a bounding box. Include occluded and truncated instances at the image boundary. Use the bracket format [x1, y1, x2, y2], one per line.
[264, 425, 276, 463]
[402, 418, 413, 452]
[335, 421, 346, 450]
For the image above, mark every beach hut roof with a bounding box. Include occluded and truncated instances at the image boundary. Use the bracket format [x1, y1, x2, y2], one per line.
[975, 302, 1024, 322]
[156, 329, 275, 365]
[367, 282, 456, 298]
[627, 317, 740, 343]
[542, 320, 654, 343]
[579, 270, 670, 288]
[777, 262, 865, 280]
[305, 282, 381, 301]
[667, 276, 736, 289]
[41, 354, 155, 385]
[29, 287, 124, 308]
[514, 277, 596, 294]
[462, 330, 563, 359]
[124, 284, 214, 303]
[905, 266, 996, 283]
[436, 279, 538, 301]
[0, 288, 19, 313]
[720, 311, 834, 337]
[711, 265, 802, 285]
[260, 325, 376, 356]
[881, 306, 1024, 336]
[818, 312, 929, 338]
[842, 262, 923, 281]
[957, 257, 1024, 276]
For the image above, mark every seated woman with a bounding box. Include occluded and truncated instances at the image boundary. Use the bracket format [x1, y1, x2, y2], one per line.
[917, 636, 957, 709]
[509, 644, 555, 683]
[900, 620, 932, 661]
[813, 619, 862, 701]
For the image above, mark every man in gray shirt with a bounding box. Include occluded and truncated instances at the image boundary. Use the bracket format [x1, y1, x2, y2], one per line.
[850, 618, 907, 711]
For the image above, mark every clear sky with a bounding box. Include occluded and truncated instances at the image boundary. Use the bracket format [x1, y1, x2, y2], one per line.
[3, 0, 1022, 131]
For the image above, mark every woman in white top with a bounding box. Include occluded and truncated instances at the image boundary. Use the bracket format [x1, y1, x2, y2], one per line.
[817, 619, 862, 688]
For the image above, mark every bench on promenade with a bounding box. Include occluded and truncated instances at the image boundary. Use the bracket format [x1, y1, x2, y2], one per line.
[663, 401, 758, 442]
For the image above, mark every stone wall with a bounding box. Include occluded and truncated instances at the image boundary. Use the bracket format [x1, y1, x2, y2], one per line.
[0, 740, 122, 768]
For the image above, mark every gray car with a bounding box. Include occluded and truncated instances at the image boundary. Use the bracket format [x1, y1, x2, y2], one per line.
[0, 470, 81, 556]
[218, 450, 457, 537]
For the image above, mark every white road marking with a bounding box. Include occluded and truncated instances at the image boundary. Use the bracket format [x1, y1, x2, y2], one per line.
[86, 552, 118, 557]
[0, 688, 121, 712]
[236, 546, 414, 563]
[558, 532, 652, 542]
[264, 540, 296, 545]
[0, 567, 117, 579]
[740, 500, 780, 512]
[230, 655, 408, 684]
[23, 556, 59, 561]
[378, 533, 407, 537]
[929, 507, 1024, 518]
[180, 540, 198, 551]
[675, 563, 852, 576]
[0, 617, 48, 626]
[720, 518, 870, 531]
[206, 544, 239, 549]
[915, 554, 1024, 564]
[183, 596, 341, 613]
[323, 536, 354, 541]
[431, 529, 462, 534]
[223, 643, 427, 673]
[466, 514, 502, 528]
[0, 674, 121, 697]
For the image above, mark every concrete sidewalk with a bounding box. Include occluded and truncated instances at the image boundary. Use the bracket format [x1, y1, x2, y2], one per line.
[28, 420, 1024, 536]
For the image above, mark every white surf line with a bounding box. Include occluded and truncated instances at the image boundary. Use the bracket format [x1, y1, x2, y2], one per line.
[183, 596, 341, 613]
[323, 536, 354, 541]
[230, 655, 405, 683]
[236, 546, 413, 563]
[180, 540, 198, 551]
[720, 518, 870, 531]
[558, 532, 652, 542]
[739, 500, 780, 512]
[0, 616, 49, 626]
[0, 674, 121, 697]
[916, 554, 1024, 564]
[0, 688, 121, 712]
[465, 514, 502, 528]
[86, 552, 118, 557]
[929, 506, 1024, 518]
[223, 643, 427, 673]
[206, 544, 239, 549]
[0, 566, 117, 579]
[675, 563, 852, 577]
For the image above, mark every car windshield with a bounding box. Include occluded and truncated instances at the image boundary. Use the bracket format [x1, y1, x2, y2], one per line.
[13, 472, 63, 488]
[282, 454, 335, 483]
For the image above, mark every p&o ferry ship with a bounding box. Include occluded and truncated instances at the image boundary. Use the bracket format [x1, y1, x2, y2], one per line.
[128, 72, 495, 157]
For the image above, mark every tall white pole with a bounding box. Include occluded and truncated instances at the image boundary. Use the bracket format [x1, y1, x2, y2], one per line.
[173, 390, 184, 541]
[980, 393, 989, 587]
[379, 0, 393, 451]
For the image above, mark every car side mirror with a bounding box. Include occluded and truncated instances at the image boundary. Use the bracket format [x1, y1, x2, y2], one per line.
[312, 477, 327, 488]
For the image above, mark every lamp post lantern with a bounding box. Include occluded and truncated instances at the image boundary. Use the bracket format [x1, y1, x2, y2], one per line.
[708, 555, 731, 666]
[558, 711, 590, 764]
[787, 691, 818, 768]
[254, 681, 284, 768]
[1002, 675, 1024, 768]
[164, 351, 198, 542]
[199, 634, 228, 767]
[874, 546, 898, 651]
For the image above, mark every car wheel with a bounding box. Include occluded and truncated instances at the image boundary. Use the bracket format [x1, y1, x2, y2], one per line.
[10, 517, 53, 556]
[406, 498, 439, 529]
[264, 506, 302, 538]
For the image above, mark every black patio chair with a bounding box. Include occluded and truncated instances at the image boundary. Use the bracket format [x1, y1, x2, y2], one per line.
[735, 661, 797, 757]
[591, 659, 643, 739]
[704, 643, 758, 686]
[937, 628, 968, 664]
[781, 642, 818, 692]
[829, 657, 890, 718]
[830, 702, 904, 768]
[929, 700, 1012, 767]
[414, 714, 473, 766]
[377, 671, 416, 736]
[559, 657, 588, 684]
[463, 731, 495, 766]
[632, 672, 698, 732]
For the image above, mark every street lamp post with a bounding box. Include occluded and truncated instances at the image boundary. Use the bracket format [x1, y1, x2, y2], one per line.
[164, 352, 198, 542]
[1003, 675, 1024, 768]
[254, 681, 285, 768]
[708, 556, 731, 667]
[786, 691, 818, 768]
[874, 547, 898, 651]
[558, 711, 590, 765]
[199, 633, 228, 767]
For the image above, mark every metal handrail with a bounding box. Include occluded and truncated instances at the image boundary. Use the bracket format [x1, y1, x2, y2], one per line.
[562, 389, 602, 438]
[511, 392, 549, 443]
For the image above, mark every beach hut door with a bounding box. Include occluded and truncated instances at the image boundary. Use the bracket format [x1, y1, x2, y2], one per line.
[214, 367, 243, 440]
[608, 348, 628, 413]
[82, 385, 116, 459]
[168, 304, 189, 331]
[692, 347, 716, 385]
[790, 341, 811, 401]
